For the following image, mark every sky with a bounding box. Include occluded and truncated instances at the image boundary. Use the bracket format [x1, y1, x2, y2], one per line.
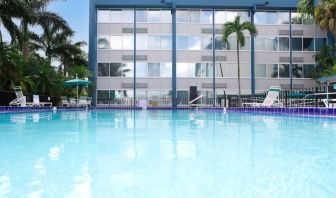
[3, 0, 90, 51]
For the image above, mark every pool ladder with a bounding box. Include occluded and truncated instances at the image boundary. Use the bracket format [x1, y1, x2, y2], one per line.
[188, 94, 205, 109]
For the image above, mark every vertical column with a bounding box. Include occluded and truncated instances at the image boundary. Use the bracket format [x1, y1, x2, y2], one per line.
[89, 1, 97, 106]
[250, 9, 255, 96]
[172, 4, 177, 108]
[133, 9, 137, 108]
[212, 9, 216, 107]
[289, 10, 293, 93]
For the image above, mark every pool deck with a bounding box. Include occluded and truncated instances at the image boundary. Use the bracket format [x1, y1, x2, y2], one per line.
[1, 106, 336, 117]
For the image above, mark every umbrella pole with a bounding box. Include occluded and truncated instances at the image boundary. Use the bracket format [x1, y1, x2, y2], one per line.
[77, 84, 79, 99]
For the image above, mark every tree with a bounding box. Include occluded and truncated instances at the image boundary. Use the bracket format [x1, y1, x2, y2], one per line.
[222, 16, 257, 104]
[315, 0, 336, 39]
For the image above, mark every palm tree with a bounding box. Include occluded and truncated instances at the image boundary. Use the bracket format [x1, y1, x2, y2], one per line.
[315, 0, 336, 39]
[222, 16, 257, 104]
[0, 0, 28, 45]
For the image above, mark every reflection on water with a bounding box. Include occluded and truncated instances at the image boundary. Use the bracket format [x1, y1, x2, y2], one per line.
[0, 110, 336, 197]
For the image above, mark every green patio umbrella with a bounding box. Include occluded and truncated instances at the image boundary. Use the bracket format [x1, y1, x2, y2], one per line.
[64, 78, 92, 99]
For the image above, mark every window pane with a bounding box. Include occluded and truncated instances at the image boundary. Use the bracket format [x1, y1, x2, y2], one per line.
[195, 63, 207, 77]
[202, 36, 213, 50]
[97, 10, 110, 23]
[255, 64, 266, 78]
[215, 36, 226, 50]
[226, 11, 238, 22]
[177, 36, 188, 50]
[303, 16, 315, 25]
[161, 63, 172, 77]
[188, 63, 196, 77]
[278, 12, 289, 24]
[110, 63, 122, 77]
[110, 10, 122, 23]
[266, 64, 278, 78]
[254, 12, 266, 24]
[161, 10, 171, 23]
[98, 63, 109, 77]
[240, 63, 251, 77]
[177, 63, 189, 77]
[189, 9, 200, 23]
[279, 64, 289, 78]
[279, 37, 289, 51]
[303, 38, 314, 51]
[227, 63, 237, 77]
[161, 36, 172, 49]
[206, 63, 213, 77]
[216, 63, 226, 77]
[255, 37, 266, 50]
[291, 12, 302, 24]
[110, 36, 122, 49]
[148, 9, 160, 22]
[215, 11, 226, 24]
[315, 38, 326, 51]
[292, 37, 302, 51]
[241, 36, 250, 50]
[304, 64, 315, 78]
[97, 36, 110, 49]
[266, 11, 278, 24]
[238, 11, 250, 22]
[200, 10, 213, 24]
[177, 10, 188, 23]
[97, 90, 109, 98]
[123, 36, 134, 50]
[123, 9, 134, 23]
[188, 36, 201, 50]
[266, 37, 278, 51]
[148, 36, 161, 49]
[292, 64, 303, 78]
[227, 37, 237, 50]
[122, 63, 134, 77]
[148, 63, 160, 77]
[136, 9, 147, 22]
[136, 36, 148, 50]
[136, 63, 147, 77]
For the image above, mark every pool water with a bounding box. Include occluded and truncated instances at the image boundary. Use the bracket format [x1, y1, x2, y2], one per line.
[0, 110, 336, 197]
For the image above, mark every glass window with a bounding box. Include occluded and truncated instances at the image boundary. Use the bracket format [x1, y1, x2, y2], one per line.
[161, 36, 172, 49]
[195, 63, 207, 77]
[188, 36, 201, 50]
[110, 36, 122, 49]
[215, 11, 226, 24]
[98, 63, 109, 77]
[266, 37, 278, 51]
[303, 38, 314, 51]
[136, 36, 148, 50]
[200, 10, 213, 24]
[279, 64, 289, 78]
[216, 63, 226, 77]
[189, 9, 200, 23]
[177, 10, 188, 23]
[303, 64, 315, 78]
[227, 63, 238, 77]
[238, 11, 250, 22]
[266, 64, 278, 78]
[255, 64, 266, 78]
[110, 9, 122, 23]
[266, 11, 278, 24]
[292, 64, 303, 78]
[110, 63, 123, 77]
[226, 11, 238, 22]
[136, 9, 147, 22]
[148, 63, 160, 77]
[202, 36, 213, 50]
[205, 63, 213, 77]
[215, 36, 226, 50]
[255, 11, 277, 24]
[240, 63, 251, 77]
[279, 37, 289, 51]
[292, 37, 302, 51]
[97, 36, 110, 49]
[161, 63, 172, 77]
[97, 90, 109, 98]
[241, 36, 250, 50]
[123, 9, 134, 23]
[148, 36, 161, 49]
[227, 37, 237, 50]
[291, 12, 302, 24]
[148, 9, 160, 23]
[161, 10, 171, 23]
[177, 36, 189, 50]
[136, 62, 147, 77]
[303, 16, 315, 25]
[122, 63, 134, 77]
[123, 36, 134, 50]
[278, 12, 289, 24]
[177, 63, 189, 77]
[315, 38, 326, 51]
[255, 37, 266, 50]
[97, 10, 110, 23]
[188, 63, 196, 77]
[254, 12, 266, 24]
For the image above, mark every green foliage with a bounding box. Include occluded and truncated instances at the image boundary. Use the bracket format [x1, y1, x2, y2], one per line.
[311, 45, 336, 78]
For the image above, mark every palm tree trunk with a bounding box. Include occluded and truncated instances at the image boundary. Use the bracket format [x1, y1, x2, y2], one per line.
[0, 22, 3, 48]
[22, 21, 29, 61]
[236, 39, 241, 104]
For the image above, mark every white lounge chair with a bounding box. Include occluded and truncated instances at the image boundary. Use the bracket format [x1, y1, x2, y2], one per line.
[9, 86, 30, 107]
[69, 98, 77, 107]
[78, 96, 91, 107]
[243, 86, 283, 107]
[61, 96, 71, 107]
[32, 95, 52, 107]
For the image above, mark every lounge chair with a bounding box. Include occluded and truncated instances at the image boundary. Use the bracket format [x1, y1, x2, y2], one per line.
[32, 95, 52, 107]
[69, 98, 77, 107]
[9, 86, 30, 107]
[78, 96, 91, 107]
[61, 96, 71, 107]
[243, 86, 283, 107]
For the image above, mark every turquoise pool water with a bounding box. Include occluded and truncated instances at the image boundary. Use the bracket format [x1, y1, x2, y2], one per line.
[0, 110, 336, 197]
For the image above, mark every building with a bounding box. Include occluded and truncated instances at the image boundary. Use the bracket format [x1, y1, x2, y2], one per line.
[89, 0, 331, 107]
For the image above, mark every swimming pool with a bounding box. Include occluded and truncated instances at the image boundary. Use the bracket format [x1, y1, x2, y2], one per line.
[0, 110, 335, 197]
